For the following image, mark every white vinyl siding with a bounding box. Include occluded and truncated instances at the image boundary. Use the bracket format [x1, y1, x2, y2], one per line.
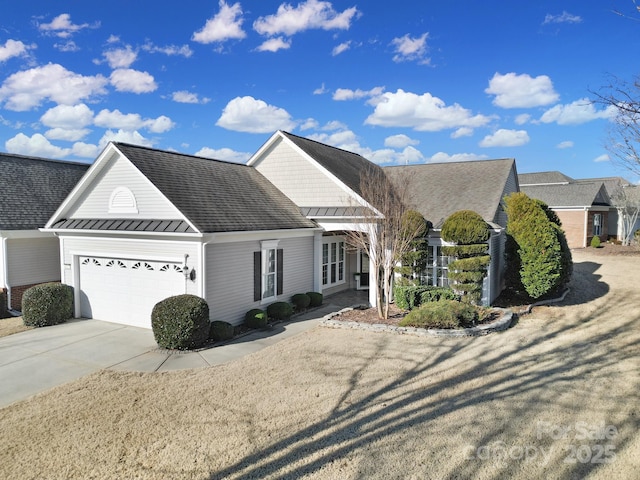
[7, 237, 60, 286]
[253, 138, 354, 207]
[206, 235, 314, 325]
[67, 154, 182, 219]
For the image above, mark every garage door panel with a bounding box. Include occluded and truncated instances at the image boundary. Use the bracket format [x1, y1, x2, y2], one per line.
[79, 257, 185, 328]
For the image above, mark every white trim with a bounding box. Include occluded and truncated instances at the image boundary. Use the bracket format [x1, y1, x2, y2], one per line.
[208, 228, 320, 244]
[41, 227, 203, 239]
[2, 237, 9, 309]
[259, 240, 280, 304]
[108, 186, 138, 214]
[70, 250, 185, 264]
[1, 229, 55, 239]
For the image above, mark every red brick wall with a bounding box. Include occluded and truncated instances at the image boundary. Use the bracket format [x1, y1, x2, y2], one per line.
[9, 283, 44, 311]
[555, 210, 587, 248]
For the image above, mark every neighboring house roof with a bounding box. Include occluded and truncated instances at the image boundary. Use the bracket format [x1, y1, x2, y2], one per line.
[518, 171, 574, 186]
[384, 159, 516, 228]
[280, 131, 381, 199]
[0, 152, 89, 230]
[520, 182, 610, 208]
[48, 143, 318, 234]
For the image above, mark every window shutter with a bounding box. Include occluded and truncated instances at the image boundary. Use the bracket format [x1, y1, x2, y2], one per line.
[277, 248, 283, 295]
[254, 251, 261, 301]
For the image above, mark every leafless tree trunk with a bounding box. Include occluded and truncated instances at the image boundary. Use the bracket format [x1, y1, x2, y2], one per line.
[346, 167, 426, 319]
[610, 184, 640, 245]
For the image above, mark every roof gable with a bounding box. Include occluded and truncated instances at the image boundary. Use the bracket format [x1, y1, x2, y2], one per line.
[520, 182, 610, 207]
[518, 171, 574, 186]
[384, 159, 517, 227]
[0, 152, 89, 230]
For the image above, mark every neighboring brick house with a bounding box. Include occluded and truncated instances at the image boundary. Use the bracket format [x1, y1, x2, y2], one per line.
[0, 153, 89, 311]
[519, 171, 613, 248]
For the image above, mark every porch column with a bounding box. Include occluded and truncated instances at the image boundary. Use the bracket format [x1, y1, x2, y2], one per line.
[313, 231, 322, 292]
[368, 227, 378, 307]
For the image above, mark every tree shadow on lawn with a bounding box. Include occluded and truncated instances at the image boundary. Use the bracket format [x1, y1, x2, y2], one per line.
[207, 281, 638, 479]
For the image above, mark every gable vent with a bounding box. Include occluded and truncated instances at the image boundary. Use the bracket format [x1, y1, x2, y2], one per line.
[109, 186, 138, 214]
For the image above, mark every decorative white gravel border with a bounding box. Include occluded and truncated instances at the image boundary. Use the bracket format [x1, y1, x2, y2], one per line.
[320, 305, 514, 337]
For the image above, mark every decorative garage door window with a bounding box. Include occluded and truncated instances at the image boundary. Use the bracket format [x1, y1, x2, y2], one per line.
[79, 257, 184, 274]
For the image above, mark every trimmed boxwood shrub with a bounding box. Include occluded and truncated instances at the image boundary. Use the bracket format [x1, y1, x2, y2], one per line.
[291, 293, 311, 312]
[245, 308, 267, 329]
[398, 299, 479, 329]
[393, 285, 457, 311]
[267, 301, 293, 321]
[590, 235, 601, 248]
[306, 291, 323, 307]
[22, 282, 73, 327]
[209, 320, 234, 341]
[151, 294, 210, 350]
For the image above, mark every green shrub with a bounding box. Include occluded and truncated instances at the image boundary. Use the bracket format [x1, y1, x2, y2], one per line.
[245, 308, 268, 329]
[504, 192, 573, 299]
[22, 283, 73, 327]
[209, 320, 235, 341]
[151, 294, 210, 350]
[291, 293, 311, 312]
[399, 300, 479, 329]
[306, 291, 323, 307]
[266, 301, 293, 321]
[393, 285, 457, 310]
[590, 235, 601, 248]
[441, 210, 490, 245]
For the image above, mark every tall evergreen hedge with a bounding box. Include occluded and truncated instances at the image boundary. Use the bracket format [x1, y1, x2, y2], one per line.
[441, 210, 490, 304]
[504, 192, 572, 299]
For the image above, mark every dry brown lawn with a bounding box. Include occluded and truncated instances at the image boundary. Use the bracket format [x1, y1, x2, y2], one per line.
[0, 316, 31, 337]
[1, 248, 639, 479]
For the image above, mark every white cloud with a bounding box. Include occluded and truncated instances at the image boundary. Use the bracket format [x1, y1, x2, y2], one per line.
[142, 42, 193, 57]
[299, 118, 319, 130]
[451, 127, 473, 139]
[486, 72, 559, 108]
[38, 13, 99, 38]
[109, 69, 157, 93]
[171, 90, 210, 104]
[515, 113, 531, 125]
[0, 63, 108, 111]
[103, 45, 137, 69]
[384, 134, 419, 148]
[253, 0, 359, 37]
[428, 152, 489, 163]
[333, 86, 385, 101]
[391, 33, 430, 64]
[71, 142, 99, 158]
[557, 140, 574, 149]
[479, 129, 530, 147]
[194, 146, 251, 163]
[99, 129, 154, 148]
[543, 11, 582, 25]
[44, 128, 90, 142]
[365, 89, 492, 132]
[192, 1, 246, 44]
[54, 40, 79, 52]
[313, 83, 328, 95]
[594, 154, 610, 163]
[5, 133, 70, 157]
[0, 39, 33, 62]
[332, 41, 351, 56]
[216, 96, 295, 133]
[321, 120, 348, 131]
[94, 109, 174, 133]
[539, 98, 617, 125]
[40, 103, 94, 129]
[256, 37, 291, 52]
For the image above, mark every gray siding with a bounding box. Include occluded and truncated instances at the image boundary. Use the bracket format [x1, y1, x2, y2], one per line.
[206, 235, 314, 325]
[7, 237, 60, 286]
[68, 154, 182, 219]
[496, 167, 519, 227]
[254, 138, 354, 207]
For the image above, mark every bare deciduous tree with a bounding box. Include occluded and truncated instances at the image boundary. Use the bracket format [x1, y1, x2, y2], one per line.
[610, 183, 640, 245]
[346, 167, 426, 319]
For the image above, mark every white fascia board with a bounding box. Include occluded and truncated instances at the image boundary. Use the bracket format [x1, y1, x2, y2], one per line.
[246, 131, 281, 167]
[40, 228, 204, 240]
[1, 229, 55, 239]
[207, 227, 322, 244]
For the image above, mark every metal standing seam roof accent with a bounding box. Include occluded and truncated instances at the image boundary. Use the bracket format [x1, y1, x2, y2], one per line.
[50, 218, 196, 233]
[300, 206, 374, 217]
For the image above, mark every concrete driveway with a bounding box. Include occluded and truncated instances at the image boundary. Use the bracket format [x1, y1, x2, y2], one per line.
[0, 290, 367, 408]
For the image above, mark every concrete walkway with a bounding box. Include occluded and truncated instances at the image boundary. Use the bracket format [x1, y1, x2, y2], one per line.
[0, 290, 368, 408]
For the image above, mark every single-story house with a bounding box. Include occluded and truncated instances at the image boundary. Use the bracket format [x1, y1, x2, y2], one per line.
[385, 158, 519, 305]
[44, 142, 320, 328]
[519, 171, 613, 248]
[0, 153, 89, 311]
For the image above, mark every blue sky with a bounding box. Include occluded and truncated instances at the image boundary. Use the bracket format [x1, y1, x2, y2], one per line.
[1, 1, 639, 181]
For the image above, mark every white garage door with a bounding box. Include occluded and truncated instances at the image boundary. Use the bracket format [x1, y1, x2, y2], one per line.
[78, 256, 185, 328]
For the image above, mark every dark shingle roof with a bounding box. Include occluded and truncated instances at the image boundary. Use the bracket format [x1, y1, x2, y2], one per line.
[0, 152, 89, 230]
[520, 182, 610, 207]
[518, 171, 574, 186]
[384, 159, 516, 227]
[281, 131, 382, 198]
[113, 143, 317, 233]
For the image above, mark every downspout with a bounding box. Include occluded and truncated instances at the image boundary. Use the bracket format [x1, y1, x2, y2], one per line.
[2, 236, 10, 310]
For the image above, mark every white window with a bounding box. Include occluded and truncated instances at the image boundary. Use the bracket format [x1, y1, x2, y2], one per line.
[260, 240, 279, 302]
[593, 213, 602, 237]
[322, 239, 345, 287]
[423, 245, 452, 287]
